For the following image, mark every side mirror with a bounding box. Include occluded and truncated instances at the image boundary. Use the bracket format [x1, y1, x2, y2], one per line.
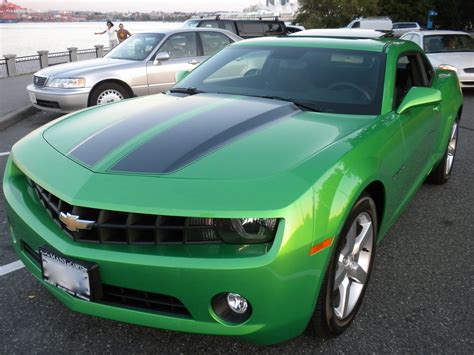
[153, 52, 170, 65]
[396, 87, 441, 115]
[175, 70, 190, 83]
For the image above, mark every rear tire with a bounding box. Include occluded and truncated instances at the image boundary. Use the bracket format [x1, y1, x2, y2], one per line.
[309, 193, 377, 338]
[89, 82, 129, 107]
[427, 118, 459, 185]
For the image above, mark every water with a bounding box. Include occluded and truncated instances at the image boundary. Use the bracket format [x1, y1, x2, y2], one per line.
[0, 21, 182, 57]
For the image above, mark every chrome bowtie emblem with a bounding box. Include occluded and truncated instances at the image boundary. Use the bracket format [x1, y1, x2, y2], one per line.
[59, 212, 95, 232]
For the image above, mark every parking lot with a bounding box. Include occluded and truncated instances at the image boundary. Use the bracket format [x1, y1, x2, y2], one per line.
[1, 92, 473, 353]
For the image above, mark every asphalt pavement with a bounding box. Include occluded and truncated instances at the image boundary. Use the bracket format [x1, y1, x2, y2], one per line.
[1, 94, 473, 354]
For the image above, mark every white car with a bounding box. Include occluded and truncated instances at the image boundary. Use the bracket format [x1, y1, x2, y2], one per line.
[401, 30, 474, 88]
[392, 22, 421, 37]
[346, 17, 392, 31]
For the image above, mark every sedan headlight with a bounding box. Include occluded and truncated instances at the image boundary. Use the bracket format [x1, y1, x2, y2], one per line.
[185, 218, 279, 244]
[438, 64, 458, 72]
[47, 78, 85, 88]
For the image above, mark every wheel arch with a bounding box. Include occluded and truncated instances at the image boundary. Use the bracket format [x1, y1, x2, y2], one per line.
[88, 79, 135, 106]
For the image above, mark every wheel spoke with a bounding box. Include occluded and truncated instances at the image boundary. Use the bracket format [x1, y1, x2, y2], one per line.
[335, 276, 351, 319]
[341, 221, 357, 256]
[334, 262, 348, 290]
[353, 220, 372, 256]
[348, 262, 368, 285]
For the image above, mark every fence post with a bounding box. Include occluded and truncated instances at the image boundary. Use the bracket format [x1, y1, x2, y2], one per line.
[95, 45, 104, 58]
[68, 47, 78, 62]
[4, 54, 17, 76]
[37, 50, 49, 68]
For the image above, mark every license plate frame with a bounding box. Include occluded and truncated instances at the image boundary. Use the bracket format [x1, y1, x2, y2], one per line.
[28, 91, 36, 104]
[39, 247, 102, 301]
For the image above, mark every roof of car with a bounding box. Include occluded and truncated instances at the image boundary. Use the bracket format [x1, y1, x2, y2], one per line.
[409, 30, 470, 36]
[137, 27, 238, 35]
[233, 35, 405, 52]
[294, 28, 389, 39]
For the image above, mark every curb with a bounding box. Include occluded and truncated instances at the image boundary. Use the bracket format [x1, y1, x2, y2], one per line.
[0, 105, 38, 131]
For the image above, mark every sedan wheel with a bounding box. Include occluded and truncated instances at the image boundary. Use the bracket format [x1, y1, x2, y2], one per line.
[96, 89, 124, 105]
[89, 82, 130, 108]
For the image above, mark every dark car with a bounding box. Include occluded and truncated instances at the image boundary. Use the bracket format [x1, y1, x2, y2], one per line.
[183, 16, 287, 38]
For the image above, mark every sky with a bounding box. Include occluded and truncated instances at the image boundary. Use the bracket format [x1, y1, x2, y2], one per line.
[13, 0, 264, 12]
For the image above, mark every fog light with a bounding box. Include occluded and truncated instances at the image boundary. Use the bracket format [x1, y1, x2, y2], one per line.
[212, 292, 252, 324]
[226, 293, 248, 314]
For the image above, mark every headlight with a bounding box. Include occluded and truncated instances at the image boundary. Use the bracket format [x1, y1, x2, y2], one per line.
[47, 78, 85, 88]
[438, 64, 458, 72]
[185, 218, 279, 244]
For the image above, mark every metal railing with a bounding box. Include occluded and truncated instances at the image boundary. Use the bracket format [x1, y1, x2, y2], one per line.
[1, 46, 110, 78]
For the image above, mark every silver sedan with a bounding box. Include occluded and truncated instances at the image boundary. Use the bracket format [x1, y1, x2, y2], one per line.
[27, 28, 241, 113]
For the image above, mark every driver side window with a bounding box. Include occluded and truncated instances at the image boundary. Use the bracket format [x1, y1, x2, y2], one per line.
[158, 33, 197, 60]
[394, 54, 424, 109]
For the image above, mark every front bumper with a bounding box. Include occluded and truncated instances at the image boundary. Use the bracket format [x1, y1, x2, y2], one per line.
[3, 156, 330, 345]
[26, 84, 90, 113]
[457, 71, 474, 89]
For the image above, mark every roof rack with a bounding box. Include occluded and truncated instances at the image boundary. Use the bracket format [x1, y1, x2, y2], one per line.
[190, 14, 295, 22]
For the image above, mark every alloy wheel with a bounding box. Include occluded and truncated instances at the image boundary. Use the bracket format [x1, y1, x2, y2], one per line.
[333, 212, 374, 320]
[97, 89, 124, 105]
[446, 121, 458, 176]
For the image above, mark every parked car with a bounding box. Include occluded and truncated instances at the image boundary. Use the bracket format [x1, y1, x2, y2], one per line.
[5, 34, 463, 345]
[294, 28, 389, 39]
[392, 22, 421, 37]
[401, 30, 474, 88]
[346, 17, 392, 31]
[27, 28, 241, 113]
[183, 16, 287, 38]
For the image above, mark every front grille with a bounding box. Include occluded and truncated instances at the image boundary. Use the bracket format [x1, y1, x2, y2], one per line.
[461, 81, 474, 86]
[29, 180, 222, 245]
[36, 99, 60, 109]
[101, 284, 191, 317]
[464, 68, 474, 73]
[21, 241, 191, 318]
[33, 75, 47, 87]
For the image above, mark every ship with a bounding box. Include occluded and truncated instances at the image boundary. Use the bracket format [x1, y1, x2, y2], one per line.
[0, 0, 26, 23]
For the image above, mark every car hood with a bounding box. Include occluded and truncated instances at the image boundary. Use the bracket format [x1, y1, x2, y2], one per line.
[35, 57, 133, 78]
[42, 93, 375, 181]
[427, 52, 474, 69]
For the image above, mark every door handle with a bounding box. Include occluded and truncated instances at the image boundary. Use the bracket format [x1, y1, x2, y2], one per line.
[188, 60, 201, 65]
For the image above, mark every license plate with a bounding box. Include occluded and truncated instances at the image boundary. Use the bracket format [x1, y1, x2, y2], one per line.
[39, 247, 101, 301]
[28, 91, 36, 104]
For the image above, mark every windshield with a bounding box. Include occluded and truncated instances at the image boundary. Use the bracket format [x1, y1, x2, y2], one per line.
[106, 33, 165, 60]
[173, 45, 385, 115]
[423, 35, 474, 53]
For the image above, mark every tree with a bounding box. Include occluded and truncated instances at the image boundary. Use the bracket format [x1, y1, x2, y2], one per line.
[378, 0, 433, 25]
[296, 0, 379, 28]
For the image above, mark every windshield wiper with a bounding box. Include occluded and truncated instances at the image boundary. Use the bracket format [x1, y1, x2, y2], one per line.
[254, 95, 324, 112]
[169, 87, 205, 95]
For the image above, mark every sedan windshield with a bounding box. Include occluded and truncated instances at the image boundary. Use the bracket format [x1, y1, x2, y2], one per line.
[423, 35, 474, 53]
[106, 33, 165, 60]
[173, 45, 385, 115]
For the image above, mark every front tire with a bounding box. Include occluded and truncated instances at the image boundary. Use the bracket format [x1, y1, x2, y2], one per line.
[89, 82, 129, 107]
[309, 193, 377, 337]
[427, 118, 459, 185]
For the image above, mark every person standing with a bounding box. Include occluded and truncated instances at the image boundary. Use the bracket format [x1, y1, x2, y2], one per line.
[117, 23, 132, 43]
[95, 20, 118, 49]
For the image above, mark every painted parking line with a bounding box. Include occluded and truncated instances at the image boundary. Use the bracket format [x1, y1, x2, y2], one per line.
[0, 152, 10, 157]
[0, 260, 25, 276]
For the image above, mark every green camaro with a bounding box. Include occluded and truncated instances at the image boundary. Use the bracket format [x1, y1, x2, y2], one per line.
[3, 36, 463, 344]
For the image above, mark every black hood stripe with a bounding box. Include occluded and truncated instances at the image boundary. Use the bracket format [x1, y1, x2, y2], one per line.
[68, 96, 210, 167]
[110, 103, 297, 174]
